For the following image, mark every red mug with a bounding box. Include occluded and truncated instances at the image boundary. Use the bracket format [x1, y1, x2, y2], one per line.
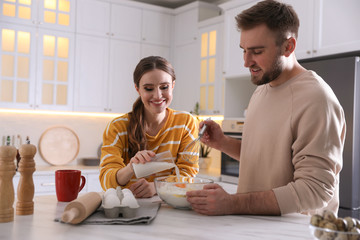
[55, 170, 86, 202]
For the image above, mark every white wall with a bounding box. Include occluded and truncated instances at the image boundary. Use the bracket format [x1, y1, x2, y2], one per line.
[0, 111, 221, 170]
[0, 111, 113, 166]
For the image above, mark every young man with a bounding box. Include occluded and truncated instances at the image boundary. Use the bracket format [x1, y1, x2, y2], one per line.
[186, 0, 346, 216]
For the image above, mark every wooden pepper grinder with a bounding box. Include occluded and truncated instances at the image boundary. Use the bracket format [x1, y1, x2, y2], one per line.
[0, 136, 17, 223]
[16, 137, 36, 215]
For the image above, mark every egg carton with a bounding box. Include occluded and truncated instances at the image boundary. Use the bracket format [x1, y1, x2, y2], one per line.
[102, 187, 140, 219]
[102, 205, 139, 218]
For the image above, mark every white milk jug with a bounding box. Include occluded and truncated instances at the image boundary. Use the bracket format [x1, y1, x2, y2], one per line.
[133, 151, 175, 178]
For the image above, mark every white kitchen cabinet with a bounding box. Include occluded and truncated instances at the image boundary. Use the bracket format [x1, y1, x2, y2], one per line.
[0, 0, 75, 111]
[74, 0, 172, 113]
[35, 28, 75, 111]
[111, 4, 142, 42]
[85, 171, 103, 192]
[0, 23, 36, 109]
[0, 0, 76, 32]
[221, 1, 258, 79]
[173, 2, 221, 47]
[283, 0, 360, 59]
[13, 169, 103, 196]
[141, 44, 170, 60]
[141, 9, 172, 47]
[76, 0, 142, 42]
[109, 40, 141, 113]
[76, 0, 172, 47]
[76, 0, 110, 37]
[0, 23, 75, 111]
[198, 18, 224, 115]
[13, 171, 56, 196]
[73, 35, 109, 112]
[172, 41, 200, 112]
[280, 0, 315, 59]
[140, 9, 172, 59]
[74, 34, 140, 113]
[171, 2, 221, 112]
[312, 0, 360, 57]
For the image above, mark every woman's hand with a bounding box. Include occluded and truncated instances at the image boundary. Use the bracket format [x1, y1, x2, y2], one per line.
[116, 150, 155, 185]
[129, 178, 156, 198]
[129, 150, 156, 167]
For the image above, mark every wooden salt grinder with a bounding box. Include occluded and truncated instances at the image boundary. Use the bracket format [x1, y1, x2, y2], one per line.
[0, 144, 17, 223]
[61, 192, 102, 224]
[16, 138, 36, 215]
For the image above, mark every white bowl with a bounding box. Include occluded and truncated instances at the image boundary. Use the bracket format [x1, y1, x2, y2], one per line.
[154, 176, 213, 209]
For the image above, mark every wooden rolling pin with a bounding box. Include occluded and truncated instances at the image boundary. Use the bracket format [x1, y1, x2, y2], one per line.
[61, 192, 102, 224]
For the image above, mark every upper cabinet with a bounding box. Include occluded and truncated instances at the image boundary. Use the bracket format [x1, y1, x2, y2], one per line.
[198, 18, 224, 115]
[286, 0, 360, 59]
[0, 23, 36, 109]
[0, 0, 76, 32]
[0, 0, 75, 111]
[311, 0, 360, 58]
[173, 1, 221, 47]
[221, 0, 360, 78]
[142, 9, 171, 47]
[221, 1, 259, 79]
[171, 2, 221, 113]
[76, 0, 142, 42]
[74, 0, 173, 113]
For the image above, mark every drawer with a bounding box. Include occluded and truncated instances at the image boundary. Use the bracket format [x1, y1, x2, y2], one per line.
[34, 174, 56, 194]
[86, 173, 102, 193]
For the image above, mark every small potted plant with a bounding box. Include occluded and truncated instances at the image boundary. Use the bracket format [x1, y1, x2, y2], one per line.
[190, 102, 212, 169]
[199, 142, 212, 169]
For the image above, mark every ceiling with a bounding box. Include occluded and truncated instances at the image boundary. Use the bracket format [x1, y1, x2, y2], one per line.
[130, 0, 229, 9]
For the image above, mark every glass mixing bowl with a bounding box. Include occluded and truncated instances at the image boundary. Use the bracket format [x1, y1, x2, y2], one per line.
[154, 176, 213, 209]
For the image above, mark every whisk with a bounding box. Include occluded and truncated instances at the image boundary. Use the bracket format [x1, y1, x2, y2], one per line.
[182, 118, 210, 164]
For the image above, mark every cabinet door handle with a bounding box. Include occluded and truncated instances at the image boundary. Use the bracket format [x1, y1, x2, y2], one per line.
[307, 50, 311, 54]
[41, 182, 55, 186]
[313, 50, 317, 53]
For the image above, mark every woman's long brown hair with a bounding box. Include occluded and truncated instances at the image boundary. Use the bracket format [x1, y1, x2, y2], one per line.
[127, 56, 176, 159]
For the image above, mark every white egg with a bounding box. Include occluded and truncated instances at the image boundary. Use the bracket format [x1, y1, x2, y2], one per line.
[104, 188, 116, 198]
[103, 194, 121, 209]
[121, 189, 139, 208]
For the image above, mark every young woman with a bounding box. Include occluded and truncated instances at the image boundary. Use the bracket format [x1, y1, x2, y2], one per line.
[100, 56, 199, 198]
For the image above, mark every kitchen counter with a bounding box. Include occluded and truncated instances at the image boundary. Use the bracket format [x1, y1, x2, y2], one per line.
[0, 183, 313, 240]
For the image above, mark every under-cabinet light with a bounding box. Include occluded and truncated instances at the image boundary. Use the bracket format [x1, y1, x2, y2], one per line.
[0, 109, 224, 120]
[0, 108, 121, 118]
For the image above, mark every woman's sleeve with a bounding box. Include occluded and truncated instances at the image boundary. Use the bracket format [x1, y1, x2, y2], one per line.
[99, 120, 127, 190]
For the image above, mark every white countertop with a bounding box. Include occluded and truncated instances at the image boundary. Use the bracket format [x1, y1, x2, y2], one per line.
[0, 182, 313, 240]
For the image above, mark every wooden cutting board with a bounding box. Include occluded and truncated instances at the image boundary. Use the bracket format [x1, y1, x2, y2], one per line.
[39, 126, 80, 166]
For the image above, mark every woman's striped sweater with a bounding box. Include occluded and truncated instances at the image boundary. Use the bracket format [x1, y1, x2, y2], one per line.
[99, 108, 200, 190]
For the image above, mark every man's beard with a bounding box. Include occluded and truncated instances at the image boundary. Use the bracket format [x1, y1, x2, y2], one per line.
[250, 53, 283, 86]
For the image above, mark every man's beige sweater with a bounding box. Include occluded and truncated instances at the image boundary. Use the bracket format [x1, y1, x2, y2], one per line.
[238, 71, 346, 215]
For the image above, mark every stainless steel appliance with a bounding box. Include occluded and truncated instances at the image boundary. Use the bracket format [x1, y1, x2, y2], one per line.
[220, 118, 244, 184]
[301, 53, 360, 218]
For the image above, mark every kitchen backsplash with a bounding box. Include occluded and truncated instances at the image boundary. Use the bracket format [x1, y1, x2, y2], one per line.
[1, 111, 110, 166]
[0, 111, 220, 170]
